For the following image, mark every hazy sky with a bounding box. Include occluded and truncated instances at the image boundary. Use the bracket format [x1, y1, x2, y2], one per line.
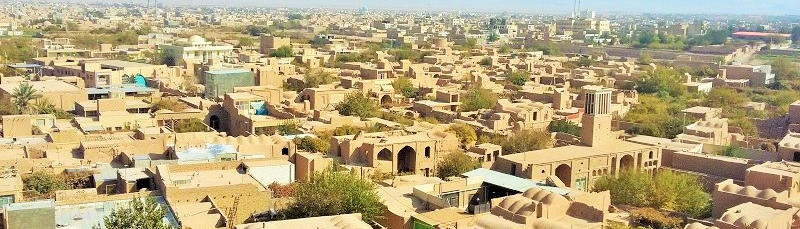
[166, 0, 800, 15]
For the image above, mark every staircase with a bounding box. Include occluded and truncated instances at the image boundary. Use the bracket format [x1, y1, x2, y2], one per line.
[227, 195, 241, 228]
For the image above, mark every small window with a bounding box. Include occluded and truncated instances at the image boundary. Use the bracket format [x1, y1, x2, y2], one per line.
[649, 151, 654, 159]
[424, 147, 431, 158]
[282, 148, 289, 156]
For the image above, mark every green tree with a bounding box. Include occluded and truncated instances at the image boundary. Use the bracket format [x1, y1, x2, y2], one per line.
[638, 53, 653, 65]
[460, 86, 498, 112]
[486, 129, 554, 155]
[149, 100, 182, 112]
[392, 76, 417, 98]
[94, 197, 174, 229]
[277, 121, 302, 135]
[577, 56, 594, 67]
[271, 45, 295, 57]
[286, 69, 338, 92]
[593, 170, 711, 218]
[624, 95, 690, 138]
[31, 99, 73, 119]
[479, 57, 492, 66]
[548, 119, 581, 136]
[332, 125, 362, 136]
[237, 37, 256, 47]
[705, 87, 748, 110]
[437, 152, 480, 179]
[310, 36, 328, 48]
[281, 166, 383, 222]
[506, 71, 530, 86]
[23, 171, 69, 196]
[336, 92, 379, 118]
[173, 119, 207, 133]
[498, 44, 512, 54]
[717, 145, 747, 158]
[770, 57, 800, 81]
[487, 32, 500, 43]
[447, 123, 477, 145]
[635, 67, 687, 98]
[294, 136, 329, 154]
[791, 26, 800, 44]
[11, 83, 42, 114]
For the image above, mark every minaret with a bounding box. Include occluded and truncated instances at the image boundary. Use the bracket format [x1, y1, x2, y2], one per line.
[580, 85, 614, 147]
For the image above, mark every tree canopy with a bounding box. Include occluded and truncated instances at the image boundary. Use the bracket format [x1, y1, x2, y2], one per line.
[94, 197, 173, 229]
[11, 83, 42, 114]
[482, 129, 554, 155]
[392, 76, 418, 98]
[461, 86, 498, 112]
[336, 92, 379, 118]
[437, 152, 480, 179]
[548, 119, 581, 136]
[593, 170, 711, 218]
[635, 67, 687, 98]
[270, 45, 295, 57]
[281, 166, 383, 222]
[447, 123, 478, 145]
[505, 71, 530, 86]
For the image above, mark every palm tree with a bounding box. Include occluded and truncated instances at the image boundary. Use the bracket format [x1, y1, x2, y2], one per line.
[11, 83, 42, 114]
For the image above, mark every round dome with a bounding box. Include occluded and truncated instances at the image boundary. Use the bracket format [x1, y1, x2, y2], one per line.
[721, 184, 739, 193]
[751, 219, 768, 229]
[734, 216, 754, 227]
[685, 222, 707, 229]
[721, 212, 741, 223]
[188, 35, 206, 43]
[741, 186, 759, 196]
[757, 189, 778, 199]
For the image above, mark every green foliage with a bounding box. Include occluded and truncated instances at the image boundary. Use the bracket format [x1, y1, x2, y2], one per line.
[447, 123, 477, 145]
[638, 53, 653, 65]
[237, 37, 257, 47]
[792, 26, 800, 44]
[335, 53, 367, 63]
[629, 208, 683, 229]
[548, 119, 581, 136]
[245, 25, 273, 36]
[277, 121, 303, 136]
[294, 136, 329, 154]
[336, 93, 379, 118]
[94, 197, 173, 229]
[0, 38, 36, 63]
[281, 166, 383, 222]
[310, 36, 328, 48]
[174, 119, 207, 133]
[593, 170, 711, 218]
[625, 95, 693, 138]
[770, 57, 800, 81]
[23, 171, 69, 196]
[332, 125, 362, 136]
[484, 129, 554, 155]
[378, 112, 414, 126]
[717, 145, 747, 158]
[705, 87, 748, 109]
[577, 56, 594, 67]
[288, 13, 304, 20]
[635, 67, 687, 98]
[527, 42, 563, 56]
[11, 83, 42, 114]
[687, 29, 731, 47]
[270, 45, 295, 57]
[392, 76, 418, 98]
[437, 152, 480, 179]
[286, 69, 338, 92]
[388, 47, 424, 63]
[487, 32, 500, 43]
[505, 71, 530, 86]
[461, 86, 498, 112]
[31, 99, 73, 119]
[479, 57, 492, 66]
[498, 44, 512, 54]
[149, 99, 182, 112]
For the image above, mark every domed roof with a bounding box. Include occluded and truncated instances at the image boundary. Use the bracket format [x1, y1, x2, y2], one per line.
[721, 212, 741, 223]
[189, 35, 206, 43]
[734, 216, 754, 227]
[751, 219, 768, 229]
[685, 222, 707, 229]
[740, 186, 759, 196]
[757, 189, 778, 199]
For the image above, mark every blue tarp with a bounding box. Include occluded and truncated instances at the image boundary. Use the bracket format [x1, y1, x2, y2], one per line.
[175, 144, 237, 162]
[133, 74, 147, 87]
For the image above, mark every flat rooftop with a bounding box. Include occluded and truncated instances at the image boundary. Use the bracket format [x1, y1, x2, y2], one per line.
[501, 139, 653, 164]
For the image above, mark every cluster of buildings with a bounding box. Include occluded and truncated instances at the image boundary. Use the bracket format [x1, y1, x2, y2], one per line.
[0, 2, 799, 229]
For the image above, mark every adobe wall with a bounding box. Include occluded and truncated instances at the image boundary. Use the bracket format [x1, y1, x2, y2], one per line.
[667, 151, 752, 181]
[165, 184, 270, 225]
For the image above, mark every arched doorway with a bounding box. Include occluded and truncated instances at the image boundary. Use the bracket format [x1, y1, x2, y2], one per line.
[380, 95, 392, 105]
[620, 155, 635, 171]
[610, 157, 617, 175]
[397, 146, 416, 174]
[209, 115, 220, 130]
[555, 164, 572, 187]
[377, 149, 392, 161]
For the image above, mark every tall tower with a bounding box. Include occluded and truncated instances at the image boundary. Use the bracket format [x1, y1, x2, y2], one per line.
[580, 86, 614, 147]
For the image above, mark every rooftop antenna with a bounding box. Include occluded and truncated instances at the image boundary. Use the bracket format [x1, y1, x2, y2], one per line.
[577, 0, 582, 18]
[572, 0, 577, 18]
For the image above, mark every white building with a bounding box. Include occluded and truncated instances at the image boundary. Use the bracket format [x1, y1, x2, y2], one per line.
[160, 35, 234, 65]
